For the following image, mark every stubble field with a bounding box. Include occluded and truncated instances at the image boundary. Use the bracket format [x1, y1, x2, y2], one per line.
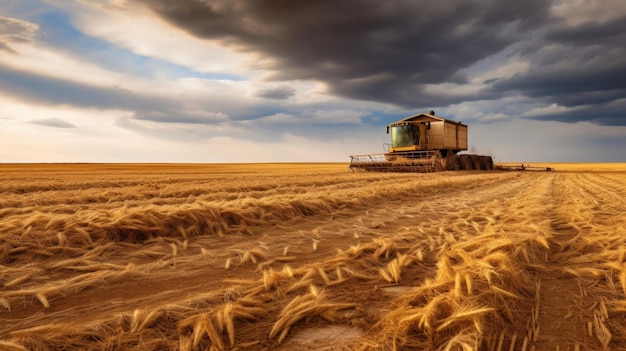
[1, 163, 626, 351]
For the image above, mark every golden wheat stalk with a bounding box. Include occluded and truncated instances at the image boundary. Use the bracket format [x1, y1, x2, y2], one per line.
[256, 256, 296, 271]
[380, 268, 393, 284]
[489, 285, 522, 300]
[180, 312, 224, 350]
[262, 270, 277, 292]
[380, 253, 412, 284]
[268, 293, 319, 342]
[130, 309, 145, 332]
[619, 268, 626, 295]
[314, 266, 330, 285]
[0, 340, 28, 351]
[373, 239, 395, 261]
[435, 306, 494, 332]
[36, 292, 50, 309]
[435, 327, 479, 351]
[3, 274, 32, 288]
[593, 309, 612, 348]
[281, 265, 294, 278]
[454, 273, 463, 299]
[269, 288, 356, 344]
[340, 267, 377, 281]
[398, 294, 452, 332]
[0, 297, 10, 311]
[219, 303, 235, 346]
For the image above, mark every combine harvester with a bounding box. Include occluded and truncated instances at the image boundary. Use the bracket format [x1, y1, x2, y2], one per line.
[349, 111, 494, 172]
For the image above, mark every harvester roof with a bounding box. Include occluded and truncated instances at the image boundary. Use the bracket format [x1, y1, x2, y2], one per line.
[390, 111, 466, 127]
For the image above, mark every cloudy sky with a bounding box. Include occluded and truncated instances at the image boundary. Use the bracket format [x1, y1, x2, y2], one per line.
[1, 0, 625, 163]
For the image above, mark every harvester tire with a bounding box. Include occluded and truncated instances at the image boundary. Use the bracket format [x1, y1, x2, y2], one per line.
[459, 155, 471, 170]
[434, 159, 446, 172]
[469, 155, 481, 170]
[445, 155, 460, 171]
[479, 156, 494, 170]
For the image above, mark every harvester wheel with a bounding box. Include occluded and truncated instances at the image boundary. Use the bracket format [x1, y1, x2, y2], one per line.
[459, 155, 471, 170]
[479, 156, 494, 170]
[445, 155, 460, 171]
[469, 155, 481, 170]
[434, 158, 446, 172]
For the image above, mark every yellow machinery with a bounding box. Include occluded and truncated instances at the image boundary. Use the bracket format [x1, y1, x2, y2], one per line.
[349, 111, 493, 172]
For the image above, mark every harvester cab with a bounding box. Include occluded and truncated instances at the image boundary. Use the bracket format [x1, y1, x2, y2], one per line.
[387, 121, 425, 152]
[349, 111, 493, 172]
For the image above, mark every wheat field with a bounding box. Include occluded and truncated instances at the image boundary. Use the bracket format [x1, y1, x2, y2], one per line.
[1, 163, 626, 350]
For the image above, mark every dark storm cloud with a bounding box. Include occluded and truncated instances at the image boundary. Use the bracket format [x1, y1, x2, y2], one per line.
[141, 0, 626, 126]
[491, 15, 626, 125]
[546, 15, 626, 46]
[133, 110, 228, 124]
[141, 0, 550, 107]
[28, 118, 76, 128]
[255, 85, 295, 100]
[526, 99, 626, 126]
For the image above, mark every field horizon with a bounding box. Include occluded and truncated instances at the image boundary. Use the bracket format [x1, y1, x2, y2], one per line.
[1, 163, 626, 350]
[2, 161, 624, 169]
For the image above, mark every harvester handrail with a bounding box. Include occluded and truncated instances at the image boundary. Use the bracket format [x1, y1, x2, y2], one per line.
[349, 152, 386, 158]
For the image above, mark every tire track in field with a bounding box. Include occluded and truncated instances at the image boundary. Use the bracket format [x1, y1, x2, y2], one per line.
[533, 172, 626, 350]
[532, 174, 596, 349]
[347, 171, 617, 351]
[340, 172, 557, 350]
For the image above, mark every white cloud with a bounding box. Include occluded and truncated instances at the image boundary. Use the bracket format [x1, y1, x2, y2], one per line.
[551, 0, 626, 26]
[255, 113, 299, 124]
[0, 39, 129, 87]
[470, 58, 530, 83]
[0, 105, 386, 163]
[58, 0, 254, 76]
[0, 95, 127, 125]
[0, 101, 133, 162]
[440, 96, 530, 122]
[28, 118, 76, 128]
[0, 16, 39, 49]
[313, 110, 368, 124]
[521, 103, 583, 118]
[253, 109, 370, 125]
[422, 82, 483, 98]
[476, 113, 508, 123]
